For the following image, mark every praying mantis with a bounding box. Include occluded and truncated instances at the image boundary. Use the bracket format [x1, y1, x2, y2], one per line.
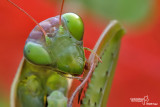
[9, 0, 125, 107]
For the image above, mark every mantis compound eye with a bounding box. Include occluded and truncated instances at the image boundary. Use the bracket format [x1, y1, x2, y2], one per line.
[62, 13, 84, 41]
[24, 42, 52, 65]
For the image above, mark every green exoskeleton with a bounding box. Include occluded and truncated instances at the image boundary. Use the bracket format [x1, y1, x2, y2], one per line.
[9, 0, 86, 107]
[23, 12, 85, 75]
[9, 0, 125, 107]
[81, 20, 125, 107]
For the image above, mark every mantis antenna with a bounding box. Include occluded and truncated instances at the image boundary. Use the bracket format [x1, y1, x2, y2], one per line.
[8, 0, 47, 37]
[59, 0, 65, 26]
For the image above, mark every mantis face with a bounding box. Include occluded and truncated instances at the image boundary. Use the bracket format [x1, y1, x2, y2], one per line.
[24, 13, 85, 75]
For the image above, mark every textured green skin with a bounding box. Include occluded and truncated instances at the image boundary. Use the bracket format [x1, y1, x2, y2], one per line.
[81, 21, 125, 107]
[46, 28, 85, 75]
[15, 59, 68, 107]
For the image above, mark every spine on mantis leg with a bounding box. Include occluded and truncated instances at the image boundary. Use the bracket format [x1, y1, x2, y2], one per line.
[81, 20, 125, 107]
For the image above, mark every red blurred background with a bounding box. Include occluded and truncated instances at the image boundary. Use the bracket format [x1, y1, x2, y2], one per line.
[0, 0, 160, 106]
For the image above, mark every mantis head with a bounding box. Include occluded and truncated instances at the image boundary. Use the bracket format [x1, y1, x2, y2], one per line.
[24, 13, 85, 75]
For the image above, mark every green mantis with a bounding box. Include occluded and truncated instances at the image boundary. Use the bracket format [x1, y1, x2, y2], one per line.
[9, 0, 125, 107]
[23, 12, 85, 75]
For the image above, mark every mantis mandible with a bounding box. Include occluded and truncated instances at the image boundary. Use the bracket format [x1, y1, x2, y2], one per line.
[9, 0, 125, 107]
